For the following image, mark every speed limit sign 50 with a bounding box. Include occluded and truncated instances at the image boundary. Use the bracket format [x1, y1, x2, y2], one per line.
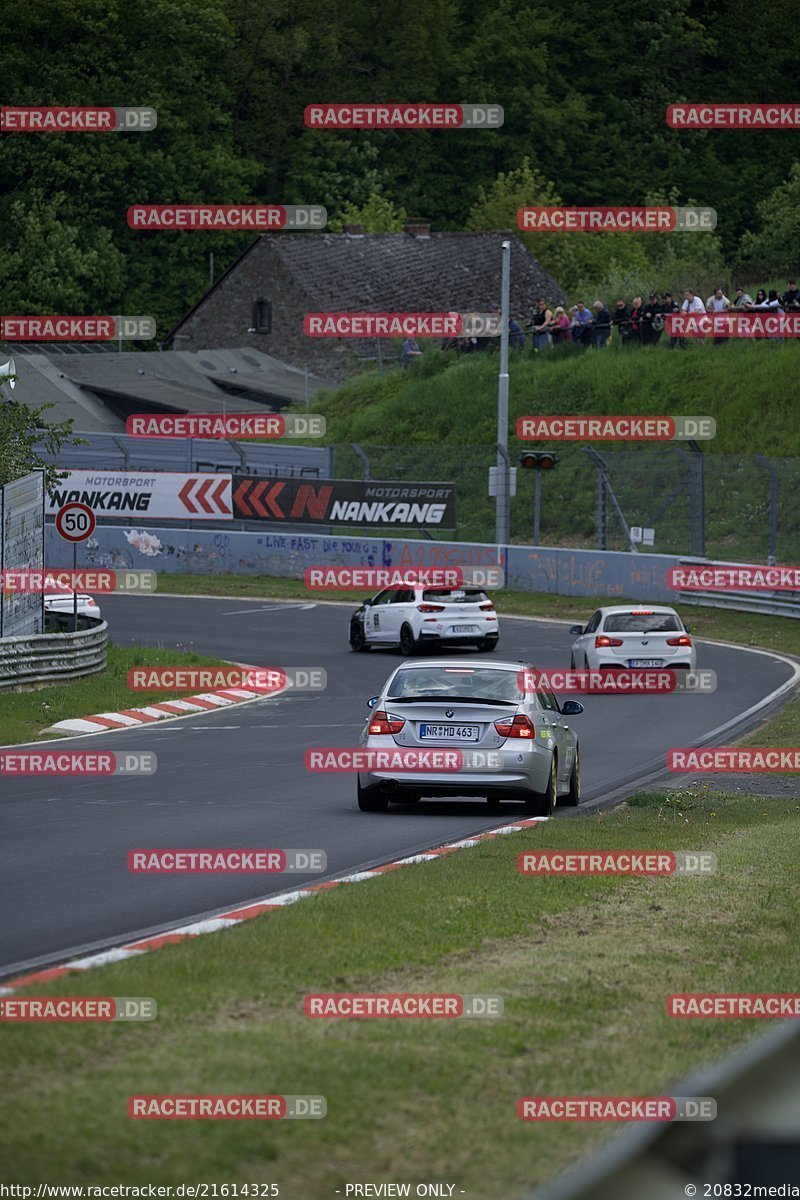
[55, 502, 96, 543]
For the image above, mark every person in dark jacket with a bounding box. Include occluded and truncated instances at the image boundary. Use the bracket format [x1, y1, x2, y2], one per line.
[662, 292, 682, 349]
[612, 299, 630, 340]
[642, 294, 663, 345]
[591, 301, 612, 348]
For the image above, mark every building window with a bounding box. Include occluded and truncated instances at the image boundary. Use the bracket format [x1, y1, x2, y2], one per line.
[252, 298, 272, 333]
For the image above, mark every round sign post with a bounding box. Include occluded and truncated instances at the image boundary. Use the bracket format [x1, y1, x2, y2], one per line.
[55, 503, 96, 632]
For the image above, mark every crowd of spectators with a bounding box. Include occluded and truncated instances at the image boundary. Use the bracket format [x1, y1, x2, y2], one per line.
[401, 279, 799, 362]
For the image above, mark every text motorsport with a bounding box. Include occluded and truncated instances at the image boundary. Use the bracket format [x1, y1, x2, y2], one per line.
[666, 313, 800, 339]
[518, 1096, 717, 1122]
[0, 751, 157, 776]
[127, 205, 326, 230]
[303, 312, 502, 337]
[516, 415, 716, 441]
[668, 564, 800, 591]
[125, 414, 325, 439]
[304, 994, 503, 1018]
[1, 997, 157, 1022]
[305, 749, 504, 773]
[668, 748, 800, 773]
[517, 207, 717, 232]
[128, 1095, 326, 1120]
[0, 316, 156, 341]
[127, 848, 326, 874]
[517, 669, 717, 695]
[0, 106, 157, 132]
[304, 566, 504, 589]
[304, 103, 503, 129]
[2, 570, 156, 595]
[518, 850, 716, 876]
[127, 667, 326, 693]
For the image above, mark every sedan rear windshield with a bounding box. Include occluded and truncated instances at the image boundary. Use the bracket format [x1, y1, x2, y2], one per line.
[387, 666, 520, 702]
[604, 613, 681, 633]
[421, 588, 489, 604]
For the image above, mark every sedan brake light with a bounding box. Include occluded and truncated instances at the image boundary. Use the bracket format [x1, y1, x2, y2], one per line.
[417, 604, 445, 613]
[368, 710, 405, 735]
[666, 634, 692, 646]
[595, 634, 624, 647]
[479, 601, 494, 611]
[494, 713, 535, 739]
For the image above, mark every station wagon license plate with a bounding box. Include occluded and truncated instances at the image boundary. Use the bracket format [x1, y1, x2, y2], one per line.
[420, 724, 479, 741]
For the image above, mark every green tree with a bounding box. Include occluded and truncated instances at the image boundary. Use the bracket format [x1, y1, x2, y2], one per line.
[739, 163, 800, 273]
[328, 193, 407, 232]
[0, 391, 80, 490]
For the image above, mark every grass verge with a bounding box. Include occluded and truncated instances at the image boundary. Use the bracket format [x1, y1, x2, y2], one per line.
[2, 644, 231, 745]
[2, 793, 798, 1195]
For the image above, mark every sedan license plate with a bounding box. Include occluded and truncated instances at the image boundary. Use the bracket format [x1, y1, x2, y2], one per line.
[628, 658, 663, 668]
[419, 724, 479, 741]
[451, 624, 477, 633]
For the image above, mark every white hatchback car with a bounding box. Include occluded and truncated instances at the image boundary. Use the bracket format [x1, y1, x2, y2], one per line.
[569, 605, 696, 672]
[349, 585, 499, 655]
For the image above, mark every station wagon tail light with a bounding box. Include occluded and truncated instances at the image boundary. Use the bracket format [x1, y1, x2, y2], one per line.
[368, 710, 405, 735]
[494, 713, 535, 739]
[667, 634, 692, 646]
[417, 603, 445, 613]
[595, 635, 624, 647]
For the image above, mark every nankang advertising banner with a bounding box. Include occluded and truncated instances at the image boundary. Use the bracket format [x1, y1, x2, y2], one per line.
[233, 477, 456, 528]
[45, 471, 233, 520]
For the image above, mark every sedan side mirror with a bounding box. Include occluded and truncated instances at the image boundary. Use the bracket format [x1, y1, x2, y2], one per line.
[560, 700, 584, 716]
[367, 696, 379, 709]
[569, 625, 584, 635]
[684, 624, 691, 634]
[362, 597, 372, 606]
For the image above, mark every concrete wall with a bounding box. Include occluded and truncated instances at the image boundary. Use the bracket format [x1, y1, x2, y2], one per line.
[46, 524, 679, 603]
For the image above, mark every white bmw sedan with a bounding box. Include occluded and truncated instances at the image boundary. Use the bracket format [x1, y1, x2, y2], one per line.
[349, 585, 499, 655]
[569, 605, 696, 672]
[356, 658, 583, 815]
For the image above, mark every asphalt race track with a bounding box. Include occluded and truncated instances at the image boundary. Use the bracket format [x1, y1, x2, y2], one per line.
[1, 593, 796, 978]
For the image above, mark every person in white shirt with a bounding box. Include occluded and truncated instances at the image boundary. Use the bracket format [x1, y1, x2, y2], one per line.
[676, 289, 705, 349]
[705, 286, 730, 312]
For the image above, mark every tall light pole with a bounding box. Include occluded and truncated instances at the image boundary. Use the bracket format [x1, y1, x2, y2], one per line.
[495, 239, 511, 545]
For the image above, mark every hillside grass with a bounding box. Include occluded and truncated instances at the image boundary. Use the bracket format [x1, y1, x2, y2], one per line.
[293, 340, 800, 560]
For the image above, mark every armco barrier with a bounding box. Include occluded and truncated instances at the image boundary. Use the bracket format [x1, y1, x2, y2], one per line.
[45, 524, 681, 602]
[0, 619, 108, 691]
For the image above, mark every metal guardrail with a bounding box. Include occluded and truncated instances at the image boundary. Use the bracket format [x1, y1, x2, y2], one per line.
[0, 619, 108, 690]
[674, 558, 800, 619]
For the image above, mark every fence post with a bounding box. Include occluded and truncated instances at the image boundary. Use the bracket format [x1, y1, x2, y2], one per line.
[755, 455, 778, 566]
[687, 441, 705, 558]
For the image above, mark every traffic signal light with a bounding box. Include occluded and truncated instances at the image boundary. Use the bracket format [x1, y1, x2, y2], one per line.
[519, 451, 559, 470]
